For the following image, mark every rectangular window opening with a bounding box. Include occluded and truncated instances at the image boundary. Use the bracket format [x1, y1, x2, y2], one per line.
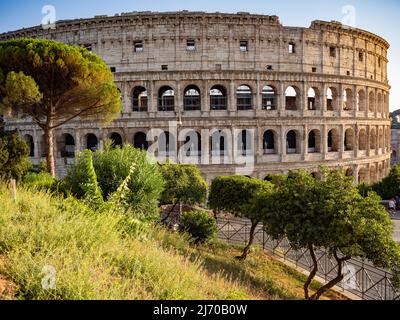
[134, 41, 143, 53]
[289, 42, 296, 54]
[312, 67, 317, 73]
[187, 39, 196, 51]
[240, 40, 248, 52]
[161, 65, 168, 71]
[266, 65, 273, 71]
[110, 67, 116, 73]
[359, 51, 364, 62]
[329, 47, 336, 57]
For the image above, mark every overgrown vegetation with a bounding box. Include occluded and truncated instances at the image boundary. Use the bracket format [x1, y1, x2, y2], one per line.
[0, 130, 30, 181]
[180, 211, 217, 244]
[0, 186, 333, 300]
[64, 142, 164, 217]
[359, 164, 400, 200]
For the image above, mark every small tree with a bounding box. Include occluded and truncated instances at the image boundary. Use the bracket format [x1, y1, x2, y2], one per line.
[369, 164, 400, 200]
[0, 129, 30, 181]
[209, 175, 274, 260]
[160, 162, 208, 221]
[259, 168, 400, 300]
[0, 39, 122, 176]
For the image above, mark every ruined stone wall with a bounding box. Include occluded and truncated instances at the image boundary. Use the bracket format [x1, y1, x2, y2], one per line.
[0, 12, 391, 183]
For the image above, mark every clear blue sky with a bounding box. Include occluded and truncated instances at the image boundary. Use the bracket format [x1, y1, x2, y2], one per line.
[0, 0, 399, 110]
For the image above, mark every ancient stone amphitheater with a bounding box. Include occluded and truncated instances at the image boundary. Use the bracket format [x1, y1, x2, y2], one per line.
[0, 11, 392, 183]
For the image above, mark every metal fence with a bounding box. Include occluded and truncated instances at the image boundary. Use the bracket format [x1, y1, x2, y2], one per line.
[216, 217, 400, 300]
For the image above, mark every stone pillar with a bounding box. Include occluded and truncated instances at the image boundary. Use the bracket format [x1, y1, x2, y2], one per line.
[122, 82, 129, 114]
[339, 124, 345, 158]
[149, 80, 157, 114]
[303, 124, 308, 160]
[354, 124, 359, 158]
[280, 125, 286, 162]
[352, 84, 357, 117]
[201, 129, 210, 166]
[33, 129, 40, 159]
[365, 86, 369, 118]
[301, 82, 307, 116]
[338, 84, 343, 117]
[322, 124, 328, 158]
[229, 80, 236, 113]
[176, 81, 183, 114]
[202, 80, 209, 114]
[75, 131, 81, 153]
[279, 82, 285, 116]
[255, 79, 261, 111]
[321, 83, 327, 116]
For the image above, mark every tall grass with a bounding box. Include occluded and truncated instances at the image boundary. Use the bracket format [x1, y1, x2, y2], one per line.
[0, 186, 247, 300]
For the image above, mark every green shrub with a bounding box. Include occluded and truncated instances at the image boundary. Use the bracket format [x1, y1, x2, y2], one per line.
[160, 162, 208, 206]
[180, 211, 217, 244]
[0, 130, 31, 181]
[22, 171, 55, 190]
[63, 142, 165, 217]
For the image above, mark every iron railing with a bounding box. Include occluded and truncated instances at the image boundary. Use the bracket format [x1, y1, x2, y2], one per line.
[216, 217, 400, 300]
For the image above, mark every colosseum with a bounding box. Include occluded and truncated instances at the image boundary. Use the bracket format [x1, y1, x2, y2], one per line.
[0, 11, 392, 184]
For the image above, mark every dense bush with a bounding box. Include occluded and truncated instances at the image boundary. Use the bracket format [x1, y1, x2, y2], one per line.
[0, 130, 30, 180]
[358, 164, 400, 200]
[180, 211, 217, 244]
[63, 142, 164, 217]
[160, 162, 208, 207]
[22, 171, 55, 190]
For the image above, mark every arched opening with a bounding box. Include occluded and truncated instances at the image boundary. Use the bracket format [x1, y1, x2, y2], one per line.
[328, 129, 339, 152]
[370, 129, 376, 150]
[61, 133, 75, 158]
[343, 89, 353, 111]
[86, 134, 98, 152]
[110, 132, 123, 148]
[159, 131, 175, 156]
[133, 132, 148, 150]
[238, 130, 252, 155]
[184, 85, 201, 111]
[40, 134, 47, 158]
[23, 134, 34, 157]
[370, 166, 376, 183]
[210, 85, 227, 110]
[308, 129, 321, 153]
[132, 86, 148, 112]
[358, 129, 367, 150]
[378, 129, 384, 149]
[377, 92, 383, 114]
[326, 87, 337, 111]
[286, 130, 298, 154]
[346, 168, 354, 177]
[262, 85, 276, 110]
[307, 88, 318, 110]
[285, 86, 298, 110]
[358, 168, 367, 184]
[392, 150, 397, 163]
[344, 128, 354, 151]
[158, 86, 175, 111]
[184, 131, 201, 156]
[369, 91, 375, 112]
[263, 130, 276, 154]
[378, 164, 383, 180]
[237, 85, 253, 110]
[357, 90, 366, 112]
[211, 130, 227, 156]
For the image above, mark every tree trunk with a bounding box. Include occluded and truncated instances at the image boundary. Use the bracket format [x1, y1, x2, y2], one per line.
[304, 244, 318, 300]
[310, 252, 351, 300]
[44, 126, 56, 177]
[237, 220, 258, 261]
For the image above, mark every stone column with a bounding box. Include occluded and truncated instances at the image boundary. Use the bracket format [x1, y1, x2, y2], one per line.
[280, 125, 286, 162]
[202, 80, 209, 114]
[201, 129, 210, 166]
[321, 83, 327, 117]
[339, 124, 345, 158]
[303, 124, 308, 160]
[149, 80, 157, 114]
[322, 124, 328, 159]
[176, 81, 183, 114]
[338, 84, 343, 117]
[229, 80, 236, 113]
[301, 82, 307, 116]
[33, 129, 39, 159]
[279, 82, 285, 116]
[255, 79, 261, 111]
[75, 131, 81, 153]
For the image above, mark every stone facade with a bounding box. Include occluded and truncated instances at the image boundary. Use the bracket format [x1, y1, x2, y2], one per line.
[0, 11, 392, 184]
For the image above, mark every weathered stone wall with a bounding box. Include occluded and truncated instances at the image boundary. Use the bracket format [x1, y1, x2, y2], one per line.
[0, 11, 391, 183]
